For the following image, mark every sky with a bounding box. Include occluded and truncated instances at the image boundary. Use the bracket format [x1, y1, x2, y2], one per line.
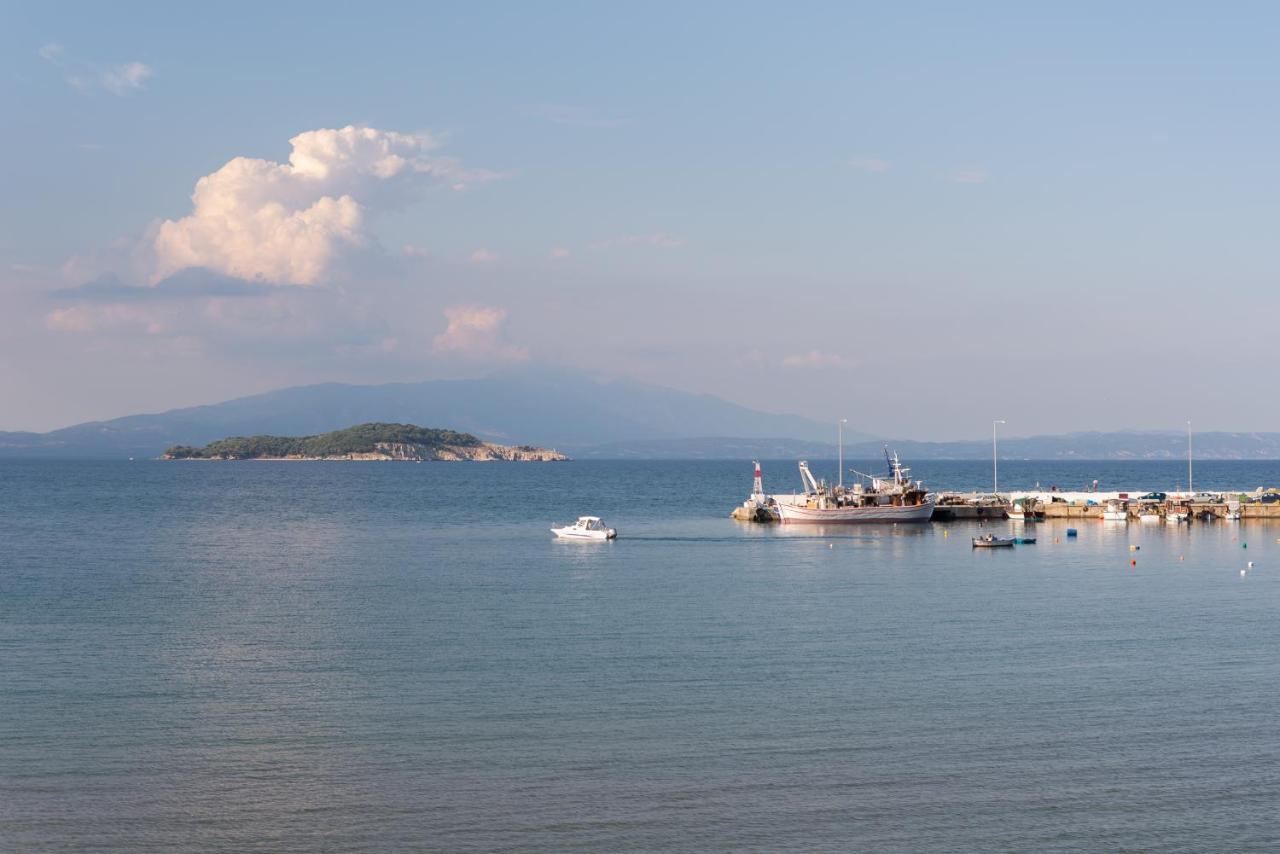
[3, 2, 1280, 438]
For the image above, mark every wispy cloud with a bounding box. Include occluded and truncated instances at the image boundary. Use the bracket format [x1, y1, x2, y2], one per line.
[549, 247, 571, 260]
[469, 248, 498, 264]
[950, 168, 989, 185]
[848, 156, 890, 174]
[98, 61, 153, 95]
[522, 103, 625, 129]
[44, 275, 391, 355]
[592, 233, 685, 250]
[781, 350, 849, 369]
[39, 42, 154, 96]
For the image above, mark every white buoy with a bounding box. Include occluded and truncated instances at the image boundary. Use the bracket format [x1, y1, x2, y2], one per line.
[1241, 569, 1247, 577]
[1248, 561, 1254, 569]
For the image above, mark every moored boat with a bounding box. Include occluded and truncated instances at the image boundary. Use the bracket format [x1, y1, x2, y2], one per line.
[1007, 497, 1039, 522]
[972, 534, 1015, 548]
[1102, 499, 1129, 522]
[776, 449, 935, 525]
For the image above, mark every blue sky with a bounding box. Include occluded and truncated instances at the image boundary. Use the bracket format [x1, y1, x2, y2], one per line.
[3, 3, 1279, 436]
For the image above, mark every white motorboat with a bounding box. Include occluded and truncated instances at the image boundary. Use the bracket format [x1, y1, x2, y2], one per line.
[776, 450, 935, 525]
[1102, 499, 1128, 522]
[551, 516, 617, 540]
[1137, 503, 1162, 524]
[1224, 500, 1241, 521]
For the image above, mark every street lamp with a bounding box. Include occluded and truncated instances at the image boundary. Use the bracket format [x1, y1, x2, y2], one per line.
[993, 420, 1006, 495]
[838, 418, 848, 489]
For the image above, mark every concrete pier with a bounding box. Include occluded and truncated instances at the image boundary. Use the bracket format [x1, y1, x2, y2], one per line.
[729, 489, 1280, 522]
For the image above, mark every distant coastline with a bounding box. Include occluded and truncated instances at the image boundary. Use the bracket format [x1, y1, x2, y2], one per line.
[161, 422, 568, 462]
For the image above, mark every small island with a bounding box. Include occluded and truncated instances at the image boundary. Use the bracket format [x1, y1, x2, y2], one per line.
[163, 422, 568, 461]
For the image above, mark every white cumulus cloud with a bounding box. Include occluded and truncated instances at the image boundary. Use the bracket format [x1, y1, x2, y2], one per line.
[432, 305, 527, 361]
[152, 125, 494, 285]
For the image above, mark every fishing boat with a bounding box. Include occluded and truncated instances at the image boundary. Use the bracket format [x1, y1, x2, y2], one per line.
[1007, 497, 1038, 522]
[972, 533, 1015, 548]
[775, 449, 935, 524]
[1102, 499, 1128, 522]
[551, 516, 617, 540]
[1224, 500, 1241, 521]
[1137, 503, 1162, 524]
[1166, 501, 1190, 524]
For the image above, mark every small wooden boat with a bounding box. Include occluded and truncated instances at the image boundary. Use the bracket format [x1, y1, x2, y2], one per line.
[972, 534, 1015, 548]
[1013, 537, 1037, 544]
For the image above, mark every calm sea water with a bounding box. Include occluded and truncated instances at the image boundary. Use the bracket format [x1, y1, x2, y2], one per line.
[4, 459, 1280, 852]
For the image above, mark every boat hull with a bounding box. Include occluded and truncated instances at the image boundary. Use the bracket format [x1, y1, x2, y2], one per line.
[551, 528, 616, 540]
[777, 498, 936, 524]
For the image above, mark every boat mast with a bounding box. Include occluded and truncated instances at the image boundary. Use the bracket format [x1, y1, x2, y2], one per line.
[992, 419, 1006, 495]
[1187, 420, 1192, 495]
[838, 418, 847, 489]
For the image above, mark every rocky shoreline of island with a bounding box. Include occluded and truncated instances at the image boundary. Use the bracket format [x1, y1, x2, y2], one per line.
[161, 423, 568, 461]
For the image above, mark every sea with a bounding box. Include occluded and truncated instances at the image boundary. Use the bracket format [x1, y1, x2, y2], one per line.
[4, 458, 1280, 852]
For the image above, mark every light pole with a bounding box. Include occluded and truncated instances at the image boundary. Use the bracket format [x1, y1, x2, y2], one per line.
[1187, 420, 1193, 496]
[838, 418, 847, 489]
[993, 419, 1006, 495]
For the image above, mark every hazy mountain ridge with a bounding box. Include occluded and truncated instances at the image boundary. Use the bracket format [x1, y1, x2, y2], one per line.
[851, 431, 1280, 461]
[2, 375, 1277, 459]
[0, 372, 854, 458]
[576, 432, 1280, 460]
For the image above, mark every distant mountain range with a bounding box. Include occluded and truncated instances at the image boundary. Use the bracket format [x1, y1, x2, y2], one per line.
[0, 370, 859, 459]
[844, 431, 1280, 461]
[2, 372, 1278, 459]
[575, 433, 1280, 460]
